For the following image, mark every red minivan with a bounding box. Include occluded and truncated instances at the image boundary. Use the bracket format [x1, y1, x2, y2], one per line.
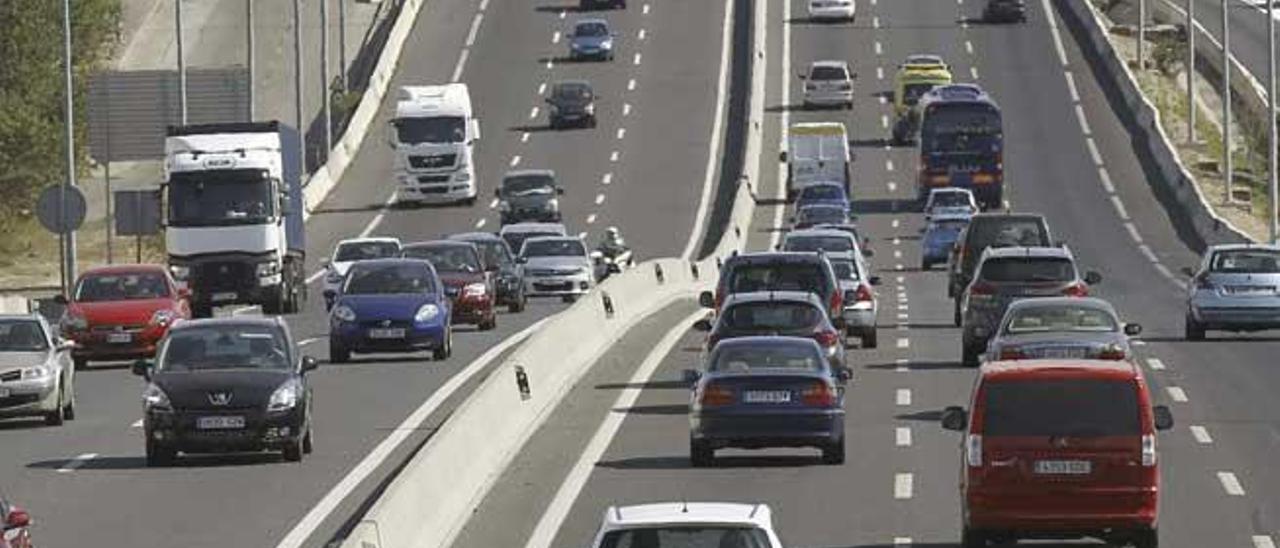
[941, 359, 1174, 548]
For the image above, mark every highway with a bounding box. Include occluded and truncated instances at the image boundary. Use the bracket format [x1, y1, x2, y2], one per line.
[444, 0, 1280, 547]
[1160, 0, 1278, 97]
[0, 0, 732, 546]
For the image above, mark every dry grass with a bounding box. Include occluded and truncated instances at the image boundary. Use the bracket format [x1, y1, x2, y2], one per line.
[0, 214, 164, 290]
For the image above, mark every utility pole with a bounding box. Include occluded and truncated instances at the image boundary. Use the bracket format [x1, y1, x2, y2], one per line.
[1186, 0, 1196, 143]
[247, 0, 255, 120]
[339, 0, 348, 91]
[1138, 0, 1147, 70]
[321, 0, 333, 153]
[1223, 0, 1234, 202]
[1270, 0, 1278, 242]
[176, 0, 187, 124]
[293, 0, 306, 167]
[61, 0, 78, 292]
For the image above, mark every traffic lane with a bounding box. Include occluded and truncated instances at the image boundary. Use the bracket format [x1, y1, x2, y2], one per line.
[1181, 0, 1275, 86]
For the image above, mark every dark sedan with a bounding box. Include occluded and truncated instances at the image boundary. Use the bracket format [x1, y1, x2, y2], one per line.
[546, 80, 597, 129]
[687, 337, 849, 466]
[694, 291, 847, 369]
[985, 297, 1141, 362]
[449, 232, 527, 312]
[133, 317, 318, 466]
[791, 204, 850, 230]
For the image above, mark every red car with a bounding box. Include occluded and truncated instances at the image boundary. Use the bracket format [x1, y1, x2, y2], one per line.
[941, 359, 1173, 548]
[401, 241, 497, 330]
[57, 265, 190, 369]
[1, 495, 32, 548]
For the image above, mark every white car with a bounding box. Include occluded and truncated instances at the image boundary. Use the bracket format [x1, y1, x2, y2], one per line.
[518, 236, 595, 302]
[801, 60, 855, 109]
[924, 187, 980, 218]
[589, 502, 785, 548]
[808, 0, 855, 21]
[321, 237, 402, 308]
[828, 251, 880, 348]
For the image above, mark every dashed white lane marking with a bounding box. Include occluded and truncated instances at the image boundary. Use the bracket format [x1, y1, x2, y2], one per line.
[586, 214, 597, 224]
[623, 103, 632, 116]
[892, 237, 901, 246]
[489, 198, 500, 209]
[1190, 425, 1214, 444]
[875, 42, 883, 55]
[969, 66, 979, 79]
[1167, 386, 1188, 402]
[58, 453, 97, 473]
[479, 0, 490, 11]
[896, 427, 913, 447]
[627, 79, 637, 91]
[895, 263, 905, 270]
[610, 151, 620, 162]
[1085, 137, 1103, 165]
[521, 132, 530, 143]
[896, 338, 910, 350]
[879, 95, 888, 105]
[559, 10, 566, 19]
[895, 358, 909, 372]
[1123, 222, 1143, 243]
[1076, 105, 1093, 136]
[1110, 195, 1130, 220]
[131, 419, 143, 428]
[1138, 243, 1159, 263]
[1065, 70, 1080, 102]
[602, 173, 613, 185]
[1146, 358, 1166, 370]
[546, 59, 554, 69]
[897, 303, 908, 311]
[1253, 536, 1276, 548]
[873, 16, 881, 28]
[894, 473, 914, 499]
[896, 389, 912, 406]
[893, 249, 903, 259]
[451, 49, 470, 82]
[529, 107, 540, 120]
[877, 66, 885, 80]
[897, 313, 909, 320]
[1098, 167, 1116, 193]
[881, 114, 889, 129]
[616, 128, 626, 140]
[896, 275, 904, 282]
[538, 82, 547, 95]
[892, 219, 900, 228]
[475, 218, 487, 229]
[466, 13, 484, 47]
[1218, 471, 1246, 495]
[595, 193, 606, 205]
[887, 182, 897, 195]
[638, 28, 647, 40]
[894, 538, 912, 547]
[551, 30, 561, 44]
[643, 3, 650, 14]
[633, 53, 642, 65]
[510, 155, 522, 167]
[965, 41, 974, 54]
[886, 159, 895, 171]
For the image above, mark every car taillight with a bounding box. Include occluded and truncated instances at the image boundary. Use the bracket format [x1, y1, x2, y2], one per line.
[814, 329, 840, 347]
[830, 290, 843, 313]
[969, 281, 995, 296]
[801, 380, 836, 406]
[855, 283, 874, 302]
[1062, 282, 1089, 297]
[966, 434, 983, 467]
[1141, 434, 1157, 466]
[998, 346, 1025, 360]
[1098, 344, 1127, 360]
[700, 384, 735, 407]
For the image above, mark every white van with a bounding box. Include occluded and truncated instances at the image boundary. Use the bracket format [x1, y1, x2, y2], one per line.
[782, 122, 851, 200]
[390, 84, 481, 205]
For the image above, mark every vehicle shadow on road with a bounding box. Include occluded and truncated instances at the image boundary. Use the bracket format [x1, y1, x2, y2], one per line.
[848, 137, 890, 148]
[784, 17, 860, 27]
[0, 419, 52, 431]
[596, 454, 825, 470]
[1141, 335, 1280, 344]
[614, 404, 688, 415]
[895, 410, 945, 422]
[508, 124, 564, 134]
[534, 4, 614, 13]
[864, 360, 966, 371]
[595, 379, 688, 390]
[851, 198, 905, 215]
[28, 453, 283, 471]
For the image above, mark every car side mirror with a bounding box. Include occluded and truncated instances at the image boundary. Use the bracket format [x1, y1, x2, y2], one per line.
[302, 356, 319, 372]
[53, 294, 69, 305]
[1124, 323, 1143, 336]
[683, 368, 702, 385]
[517, 256, 528, 264]
[869, 275, 882, 286]
[131, 359, 152, 379]
[1153, 405, 1174, 431]
[556, 187, 565, 195]
[1083, 271, 1102, 285]
[862, 248, 875, 258]
[4, 508, 30, 530]
[692, 318, 714, 332]
[832, 316, 847, 329]
[494, 188, 501, 197]
[779, 150, 788, 163]
[698, 291, 715, 309]
[941, 406, 968, 431]
[1180, 266, 1196, 278]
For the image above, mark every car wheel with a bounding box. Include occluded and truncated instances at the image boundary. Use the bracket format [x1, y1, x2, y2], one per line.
[961, 344, 981, 368]
[63, 382, 76, 421]
[562, 294, 578, 303]
[329, 341, 350, 364]
[433, 328, 453, 360]
[44, 383, 65, 426]
[589, 117, 598, 128]
[479, 314, 497, 331]
[282, 437, 304, 462]
[861, 328, 878, 349]
[961, 528, 987, 548]
[464, 197, 477, 207]
[146, 441, 176, 467]
[690, 439, 714, 467]
[921, 260, 930, 271]
[73, 356, 88, 370]
[953, 298, 963, 327]
[302, 426, 314, 454]
[822, 438, 846, 465]
[1185, 313, 1206, 341]
[1132, 528, 1158, 548]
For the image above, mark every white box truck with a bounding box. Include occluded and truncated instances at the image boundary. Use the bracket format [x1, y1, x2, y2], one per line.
[782, 122, 852, 201]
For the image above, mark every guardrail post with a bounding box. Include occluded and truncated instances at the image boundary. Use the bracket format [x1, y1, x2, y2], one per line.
[601, 291, 615, 318]
[514, 365, 531, 401]
[691, 262, 700, 280]
[715, 257, 723, 270]
[654, 263, 665, 284]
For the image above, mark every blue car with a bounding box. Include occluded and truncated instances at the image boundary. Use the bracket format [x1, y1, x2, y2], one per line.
[327, 259, 452, 363]
[920, 214, 970, 270]
[568, 19, 616, 61]
[796, 181, 850, 211]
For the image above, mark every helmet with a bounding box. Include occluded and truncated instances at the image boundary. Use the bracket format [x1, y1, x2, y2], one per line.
[605, 227, 620, 238]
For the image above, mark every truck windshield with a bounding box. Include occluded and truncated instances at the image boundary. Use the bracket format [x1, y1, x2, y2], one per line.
[168, 171, 275, 227]
[396, 116, 465, 144]
[921, 104, 1001, 152]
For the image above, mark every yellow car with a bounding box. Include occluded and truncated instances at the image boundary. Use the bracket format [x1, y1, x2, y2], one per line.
[891, 55, 952, 144]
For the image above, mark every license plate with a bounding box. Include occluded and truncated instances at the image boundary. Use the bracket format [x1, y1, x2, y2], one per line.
[1041, 347, 1084, 359]
[0, 387, 9, 398]
[743, 390, 792, 403]
[368, 328, 406, 339]
[106, 333, 133, 344]
[196, 416, 245, 430]
[1034, 460, 1091, 475]
[211, 292, 237, 303]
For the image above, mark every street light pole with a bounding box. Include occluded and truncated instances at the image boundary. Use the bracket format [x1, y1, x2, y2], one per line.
[176, 0, 187, 124]
[293, 0, 306, 167]
[61, 0, 78, 293]
[1269, 0, 1278, 242]
[247, 0, 255, 120]
[1139, 0, 1147, 70]
[1187, 0, 1196, 143]
[321, 0, 332, 153]
[339, 0, 348, 91]
[1223, 0, 1234, 202]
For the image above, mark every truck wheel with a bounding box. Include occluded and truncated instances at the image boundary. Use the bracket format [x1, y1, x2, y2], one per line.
[861, 328, 878, 349]
[329, 341, 350, 364]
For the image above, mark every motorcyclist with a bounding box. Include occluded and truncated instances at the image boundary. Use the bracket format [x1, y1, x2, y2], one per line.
[595, 227, 633, 267]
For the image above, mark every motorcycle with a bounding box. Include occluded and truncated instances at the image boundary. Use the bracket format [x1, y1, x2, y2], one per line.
[591, 248, 635, 281]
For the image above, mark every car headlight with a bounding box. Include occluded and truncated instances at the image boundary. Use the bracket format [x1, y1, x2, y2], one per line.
[268, 378, 303, 412]
[547, 198, 560, 211]
[256, 261, 281, 277]
[585, 103, 596, 114]
[169, 265, 190, 281]
[143, 383, 172, 411]
[325, 270, 344, 284]
[150, 309, 175, 327]
[415, 303, 441, 323]
[331, 305, 357, 323]
[454, 170, 471, 182]
[462, 282, 488, 298]
[20, 365, 52, 381]
[601, 39, 613, 49]
[61, 314, 88, 333]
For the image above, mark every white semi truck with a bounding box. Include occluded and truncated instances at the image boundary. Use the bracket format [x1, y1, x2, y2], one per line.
[390, 84, 481, 205]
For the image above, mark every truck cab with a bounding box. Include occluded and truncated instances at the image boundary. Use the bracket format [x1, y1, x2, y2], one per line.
[390, 84, 481, 205]
[891, 54, 953, 145]
[782, 122, 852, 202]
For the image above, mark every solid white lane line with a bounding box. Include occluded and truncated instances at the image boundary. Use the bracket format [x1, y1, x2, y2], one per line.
[1110, 195, 1130, 220]
[1065, 70, 1080, 102]
[522, 311, 704, 548]
[586, 214, 597, 224]
[57, 453, 97, 473]
[896, 427, 912, 447]
[510, 155, 522, 167]
[602, 173, 613, 185]
[970, 66, 979, 79]
[275, 319, 551, 548]
[628, 78, 636, 91]
[1190, 425, 1214, 444]
[1124, 222, 1143, 243]
[894, 473, 914, 499]
[1167, 386, 1188, 402]
[551, 30, 561, 44]
[595, 193, 606, 205]
[633, 53, 642, 65]
[1218, 471, 1246, 495]
[610, 150, 620, 162]
[1041, 0, 1070, 66]
[896, 389, 912, 406]
[1098, 167, 1116, 193]
[1146, 358, 1166, 370]
[1253, 536, 1276, 548]
[475, 218, 487, 229]
[1139, 244, 1159, 263]
[616, 128, 626, 140]
[897, 337, 909, 349]
[681, 0, 735, 260]
[1076, 105, 1093, 136]
[965, 41, 974, 54]
[1085, 137, 1103, 165]
[451, 49, 469, 83]
[466, 13, 484, 47]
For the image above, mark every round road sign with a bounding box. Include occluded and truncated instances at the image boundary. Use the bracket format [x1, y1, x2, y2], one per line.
[36, 184, 87, 235]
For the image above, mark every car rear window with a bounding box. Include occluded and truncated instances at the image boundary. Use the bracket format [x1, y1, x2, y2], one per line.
[800, 185, 845, 202]
[798, 206, 847, 225]
[600, 527, 773, 548]
[711, 343, 822, 373]
[978, 257, 1075, 282]
[968, 219, 1050, 250]
[930, 191, 972, 208]
[722, 301, 822, 331]
[1210, 249, 1280, 273]
[727, 263, 829, 296]
[810, 65, 848, 80]
[345, 263, 436, 295]
[982, 379, 1141, 436]
[829, 258, 860, 281]
[1006, 305, 1117, 333]
[784, 235, 854, 253]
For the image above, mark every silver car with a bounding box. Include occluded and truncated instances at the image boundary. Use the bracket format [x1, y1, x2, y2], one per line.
[0, 314, 76, 426]
[519, 236, 595, 302]
[827, 252, 880, 348]
[985, 297, 1141, 362]
[1183, 243, 1280, 340]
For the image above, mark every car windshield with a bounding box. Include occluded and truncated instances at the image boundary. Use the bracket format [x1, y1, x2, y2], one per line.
[395, 116, 465, 144]
[344, 264, 436, 295]
[799, 207, 847, 224]
[728, 264, 827, 295]
[158, 325, 289, 372]
[784, 235, 854, 253]
[902, 82, 937, 105]
[829, 258, 860, 281]
[979, 257, 1075, 283]
[335, 241, 400, 263]
[402, 246, 481, 273]
[522, 239, 586, 257]
[1210, 249, 1280, 273]
[930, 191, 972, 208]
[1006, 305, 1118, 333]
[575, 22, 609, 36]
[983, 379, 1140, 436]
[600, 527, 774, 548]
[167, 171, 274, 227]
[799, 185, 845, 202]
[503, 175, 555, 195]
[0, 320, 47, 352]
[722, 302, 823, 332]
[75, 272, 170, 302]
[810, 65, 848, 80]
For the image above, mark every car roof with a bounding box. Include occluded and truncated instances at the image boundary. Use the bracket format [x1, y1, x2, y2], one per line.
[810, 60, 850, 69]
[785, 228, 855, 239]
[448, 232, 502, 242]
[0, 313, 44, 323]
[349, 257, 437, 269]
[500, 222, 567, 233]
[723, 291, 825, 306]
[524, 235, 582, 244]
[603, 502, 773, 530]
[980, 245, 1071, 259]
[928, 213, 972, 223]
[727, 251, 828, 264]
[1005, 296, 1115, 312]
[503, 169, 556, 179]
[981, 359, 1141, 382]
[574, 17, 609, 26]
[79, 263, 169, 276]
[969, 212, 1046, 222]
[904, 54, 945, 65]
[798, 203, 847, 212]
[337, 237, 401, 246]
[929, 187, 973, 196]
[800, 181, 846, 189]
[1206, 243, 1280, 252]
[169, 316, 283, 331]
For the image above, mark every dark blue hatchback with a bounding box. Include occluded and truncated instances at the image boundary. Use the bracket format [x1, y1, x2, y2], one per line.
[327, 259, 452, 363]
[921, 215, 970, 270]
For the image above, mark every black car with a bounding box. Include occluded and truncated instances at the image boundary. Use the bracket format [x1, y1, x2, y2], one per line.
[547, 80, 597, 129]
[983, 0, 1026, 22]
[497, 170, 564, 225]
[947, 212, 1053, 306]
[133, 317, 318, 466]
[449, 232, 528, 313]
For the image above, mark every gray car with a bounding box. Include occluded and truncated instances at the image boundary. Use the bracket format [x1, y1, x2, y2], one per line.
[519, 236, 595, 302]
[984, 297, 1141, 362]
[960, 246, 1101, 367]
[0, 314, 76, 426]
[1183, 243, 1280, 340]
[546, 81, 597, 129]
[568, 19, 616, 61]
[497, 170, 564, 225]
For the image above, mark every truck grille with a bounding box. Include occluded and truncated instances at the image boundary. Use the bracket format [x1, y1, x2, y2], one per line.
[408, 154, 457, 169]
[192, 261, 252, 292]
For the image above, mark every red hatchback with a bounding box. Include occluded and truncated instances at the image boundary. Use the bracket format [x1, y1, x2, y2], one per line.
[1, 494, 32, 548]
[401, 241, 497, 330]
[942, 359, 1173, 548]
[58, 265, 190, 369]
